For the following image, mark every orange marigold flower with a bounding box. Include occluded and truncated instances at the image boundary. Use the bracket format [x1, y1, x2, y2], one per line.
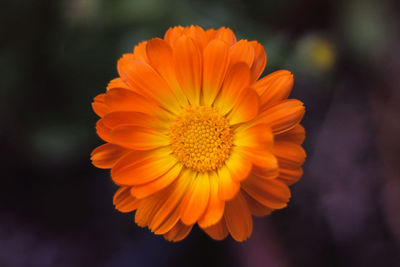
[91, 25, 306, 242]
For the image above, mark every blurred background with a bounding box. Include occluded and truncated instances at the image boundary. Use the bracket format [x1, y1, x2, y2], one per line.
[1, 0, 400, 266]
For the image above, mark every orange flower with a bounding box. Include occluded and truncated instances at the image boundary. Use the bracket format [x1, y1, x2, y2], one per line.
[91, 26, 306, 242]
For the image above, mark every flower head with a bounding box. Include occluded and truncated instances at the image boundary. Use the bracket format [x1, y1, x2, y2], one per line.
[91, 25, 306, 242]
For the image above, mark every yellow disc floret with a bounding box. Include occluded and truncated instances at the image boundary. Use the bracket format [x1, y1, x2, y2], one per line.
[169, 106, 234, 172]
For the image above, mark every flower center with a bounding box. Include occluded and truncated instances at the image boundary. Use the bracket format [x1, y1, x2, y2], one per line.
[169, 106, 234, 172]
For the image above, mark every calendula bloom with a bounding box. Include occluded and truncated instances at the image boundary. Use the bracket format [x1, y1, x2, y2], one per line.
[91, 26, 306, 242]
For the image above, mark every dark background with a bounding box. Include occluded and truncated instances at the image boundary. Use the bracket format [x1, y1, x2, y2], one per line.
[1, 0, 400, 266]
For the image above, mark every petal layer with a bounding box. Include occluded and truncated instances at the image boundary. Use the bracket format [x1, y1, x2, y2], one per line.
[242, 175, 290, 209]
[202, 218, 229, 241]
[213, 62, 251, 115]
[111, 149, 177, 186]
[229, 40, 254, 68]
[273, 141, 306, 169]
[113, 187, 140, 213]
[111, 125, 170, 150]
[146, 38, 188, 107]
[228, 89, 259, 125]
[173, 35, 202, 106]
[242, 190, 273, 217]
[180, 172, 210, 225]
[149, 169, 193, 231]
[163, 221, 193, 242]
[224, 149, 252, 182]
[275, 124, 305, 144]
[117, 56, 180, 113]
[91, 143, 129, 169]
[198, 173, 225, 228]
[249, 41, 267, 81]
[253, 70, 294, 109]
[257, 99, 305, 134]
[202, 39, 230, 106]
[224, 191, 253, 242]
[130, 163, 183, 199]
[217, 166, 240, 200]
[92, 94, 109, 117]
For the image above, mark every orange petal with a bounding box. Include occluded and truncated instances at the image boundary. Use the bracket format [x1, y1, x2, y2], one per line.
[114, 54, 145, 94]
[278, 167, 303, 185]
[198, 172, 225, 228]
[234, 123, 273, 150]
[152, 206, 181, 235]
[117, 55, 180, 114]
[113, 187, 140, 213]
[92, 94, 110, 117]
[134, 170, 186, 228]
[148, 174, 189, 234]
[224, 149, 252, 182]
[102, 111, 168, 132]
[213, 62, 250, 115]
[228, 88, 260, 125]
[105, 88, 157, 113]
[146, 38, 188, 107]
[183, 25, 208, 50]
[106, 77, 131, 91]
[173, 35, 202, 106]
[110, 125, 170, 150]
[229, 40, 255, 68]
[253, 70, 294, 109]
[133, 41, 149, 63]
[201, 218, 229, 241]
[130, 163, 183, 199]
[233, 123, 276, 175]
[242, 190, 273, 217]
[273, 141, 306, 169]
[96, 119, 112, 142]
[105, 88, 173, 122]
[164, 26, 185, 46]
[217, 166, 240, 200]
[151, 173, 195, 234]
[236, 147, 278, 177]
[224, 191, 253, 242]
[111, 148, 177, 186]
[205, 28, 217, 42]
[275, 124, 305, 144]
[163, 221, 193, 242]
[215, 27, 237, 46]
[252, 70, 288, 95]
[149, 169, 193, 231]
[242, 174, 290, 209]
[91, 143, 129, 169]
[180, 172, 210, 225]
[257, 99, 305, 134]
[249, 41, 267, 81]
[202, 39, 230, 106]
[135, 190, 168, 227]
